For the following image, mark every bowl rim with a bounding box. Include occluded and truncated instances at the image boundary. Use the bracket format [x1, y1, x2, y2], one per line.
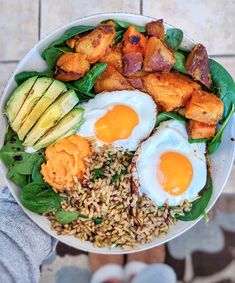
[0, 12, 234, 254]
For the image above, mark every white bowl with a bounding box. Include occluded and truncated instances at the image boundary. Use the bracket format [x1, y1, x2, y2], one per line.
[0, 13, 234, 254]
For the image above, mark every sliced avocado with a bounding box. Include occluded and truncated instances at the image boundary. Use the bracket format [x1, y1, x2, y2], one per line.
[5, 76, 38, 124]
[11, 77, 53, 133]
[18, 80, 66, 140]
[33, 108, 84, 149]
[23, 90, 79, 147]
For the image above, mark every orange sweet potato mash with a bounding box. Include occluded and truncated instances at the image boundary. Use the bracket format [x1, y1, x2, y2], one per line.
[41, 135, 91, 191]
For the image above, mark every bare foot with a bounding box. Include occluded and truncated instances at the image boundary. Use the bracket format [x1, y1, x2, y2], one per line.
[89, 253, 124, 273]
[127, 245, 166, 264]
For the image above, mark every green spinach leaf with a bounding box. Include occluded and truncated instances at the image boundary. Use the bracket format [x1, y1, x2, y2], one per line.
[55, 209, 80, 225]
[207, 104, 234, 155]
[48, 25, 95, 47]
[188, 138, 209, 144]
[42, 47, 72, 69]
[31, 156, 45, 182]
[7, 168, 28, 187]
[210, 59, 235, 121]
[165, 28, 183, 50]
[176, 175, 212, 221]
[20, 182, 64, 213]
[73, 63, 107, 94]
[173, 51, 187, 74]
[101, 19, 146, 33]
[156, 112, 186, 127]
[15, 71, 54, 85]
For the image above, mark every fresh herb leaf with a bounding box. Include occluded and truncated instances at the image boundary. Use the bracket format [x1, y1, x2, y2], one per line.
[48, 25, 95, 47]
[156, 112, 186, 127]
[73, 63, 107, 94]
[173, 51, 187, 74]
[20, 182, 64, 213]
[55, 209, 79, 225]
[92, 217, 103, 224]
[15, 71, 54, 85]
[188, 138, 209, 144]
[112, 169, 127, 183]
[92, 168, 104, 180]
[207, 104, 234, 154]
[210, 59, 235, 121]
[165, 28, 183, 50]
[176, 175, 212, 221]
[42, 47, 72, 69]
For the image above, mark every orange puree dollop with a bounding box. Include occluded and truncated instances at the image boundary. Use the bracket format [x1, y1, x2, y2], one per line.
[41, 135, 91, 191]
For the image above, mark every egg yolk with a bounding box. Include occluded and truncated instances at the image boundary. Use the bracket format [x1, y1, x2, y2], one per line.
[95, 105, 139, 143]
[157, 152, 193, 196]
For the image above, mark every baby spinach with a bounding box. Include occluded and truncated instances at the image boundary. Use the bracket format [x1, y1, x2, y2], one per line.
[48, 25, 95, 47]
[55, 208, 80, 225]
[102, 19, 146, 33]
[73, 63, 107, 94]
[188, 138, 209, 144]
[173, 51, 187, 74]
[210, 59, 235, 121]
[7, 168, 28, 187]
[15, 71, 54, 85]
[20, 182, 64, 213]
[42, 47, 72, 69]
[165, 28, 183, 50]
[156, 112, 186, 127]
[176, 175, 212, 221]
[207, 104, 234, 155]
[31, 156, 45, 183]
[115, 30, 125, 44]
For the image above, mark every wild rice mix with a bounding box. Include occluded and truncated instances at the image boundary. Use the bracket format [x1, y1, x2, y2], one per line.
[46, 145, 192, 250]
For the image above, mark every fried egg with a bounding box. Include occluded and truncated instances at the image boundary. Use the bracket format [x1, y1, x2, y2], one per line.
[77, 90, 157, 151]
[132, 120, 207, 206]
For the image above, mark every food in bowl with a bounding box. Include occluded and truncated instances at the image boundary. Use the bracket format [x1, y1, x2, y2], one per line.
[0, 18, 234, 250]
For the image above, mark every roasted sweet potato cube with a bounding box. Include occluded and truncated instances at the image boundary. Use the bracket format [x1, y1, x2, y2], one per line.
[122, 26, 147, 55]
[146, 19, 164, 40]
[94, 65, 134, 93]
[100, 46, 123, 73]
[55, 52, 90, 82]
[142, 72, 201, 112]
[123, 52, 143, 77]
[75, 24, 115, 64]
[66, 35, 80, 49]
[185, 90, 224, 125]
[186, 44, 211, 88]
[143, 37, 175, 72]
[188, 120, 216, 139]
[127, 77, 143, 89]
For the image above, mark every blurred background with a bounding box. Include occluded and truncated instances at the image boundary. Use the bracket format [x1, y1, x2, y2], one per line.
[0, 0, 235, 282]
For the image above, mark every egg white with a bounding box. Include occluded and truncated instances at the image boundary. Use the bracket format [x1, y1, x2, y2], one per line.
[77, 90, 157, 151]
[133, 120, 207, 206]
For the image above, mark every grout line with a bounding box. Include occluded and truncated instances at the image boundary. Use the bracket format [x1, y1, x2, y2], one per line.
[38, 0, 41, 40]
[140, 0, 143, 15]
[210, 54, 235, 58]
[0, 60, 19, 64]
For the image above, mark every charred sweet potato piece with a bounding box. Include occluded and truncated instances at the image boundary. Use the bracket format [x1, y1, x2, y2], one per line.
[94, 65, 134, 93]
[75, 24, 116, 64]
[185, 90, 224, 125]
[122, 26, 147, 55]
[100, 46, 123, 73]
[186, 44, 211, 88]
[142, 72, 201, 112]
[123, 52, 143, 77]
[66, 35, 80, 49]
[146, 19, 164, 40]
[143, 37, 175, 72]
[188, 120, 216, 139]
[127, 77, 143, 89]
[55, 52, 90, 82]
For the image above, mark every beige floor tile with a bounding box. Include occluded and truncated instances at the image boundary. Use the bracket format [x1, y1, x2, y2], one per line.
[41, 0, 140, 37]
[0, 0, 39, 61]
[143, 0, 235, 55]
[212, 57, 235, 80]
[0, 63, 17, 95]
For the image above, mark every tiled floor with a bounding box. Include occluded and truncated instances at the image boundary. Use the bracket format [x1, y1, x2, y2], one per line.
[0, 0, 234, 191]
